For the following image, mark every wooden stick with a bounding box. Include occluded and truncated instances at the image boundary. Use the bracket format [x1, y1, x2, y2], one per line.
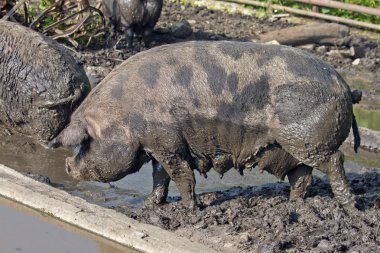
[257, 23, 350, 46]
[221, 0, 380, 31]
[293, 0, 380, 17]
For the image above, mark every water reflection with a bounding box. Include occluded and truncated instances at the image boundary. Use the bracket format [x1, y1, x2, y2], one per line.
[0, 196, 139, 253]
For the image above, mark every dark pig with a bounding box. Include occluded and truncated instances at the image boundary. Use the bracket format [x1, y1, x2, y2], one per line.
[101, 0, 163, 47]
[49, 41, 361, 209]
[0, 20, 90, 142]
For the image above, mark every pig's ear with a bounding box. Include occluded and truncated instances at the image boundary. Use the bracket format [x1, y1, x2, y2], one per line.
[48, 122, 88, 148]
[85, 115, 102, 139]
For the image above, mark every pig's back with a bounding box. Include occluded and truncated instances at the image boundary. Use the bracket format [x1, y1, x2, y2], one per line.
[123, 41, 349, 123]
[77, 41, 351, 136]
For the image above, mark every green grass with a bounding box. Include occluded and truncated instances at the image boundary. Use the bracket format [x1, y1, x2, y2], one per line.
[251, 0, 380, 24]
[353, 107, 380, 131]
[345, 154, 380, 168]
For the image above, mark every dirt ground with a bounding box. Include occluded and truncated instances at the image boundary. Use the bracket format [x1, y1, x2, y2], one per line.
[4, 0, 380, 252]
[123, 169, 380, 253]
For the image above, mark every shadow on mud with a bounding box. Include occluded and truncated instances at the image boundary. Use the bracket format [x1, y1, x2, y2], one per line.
[192, 171, 380, 211]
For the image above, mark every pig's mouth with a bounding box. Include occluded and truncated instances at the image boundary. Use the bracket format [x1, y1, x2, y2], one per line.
[65, 157, 106, 182]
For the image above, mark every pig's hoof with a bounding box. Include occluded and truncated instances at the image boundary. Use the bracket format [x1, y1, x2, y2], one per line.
[182, 199, 198, 211]
[146, 188, 168, 205]
[289, 189, 307, 201]
[144, 197, 164, 207]
[341, 196, 357, 209]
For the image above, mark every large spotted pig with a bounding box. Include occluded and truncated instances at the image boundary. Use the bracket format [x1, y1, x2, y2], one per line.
[0, 20, 90, 142]
[50, 41, 361, 209]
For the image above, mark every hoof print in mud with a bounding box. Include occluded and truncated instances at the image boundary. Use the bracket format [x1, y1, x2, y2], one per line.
[50, 40, 361, 209]
[0, 20, 90, 143]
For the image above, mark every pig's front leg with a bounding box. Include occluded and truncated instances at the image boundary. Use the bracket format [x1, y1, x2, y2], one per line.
[154, 154, 197, 210]
[147, 158, 171, 204]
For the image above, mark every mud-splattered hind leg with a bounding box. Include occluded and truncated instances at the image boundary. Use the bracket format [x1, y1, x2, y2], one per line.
[319, 151, 355, 206]
[147, 158, 171, 204]
[287, 165, 313, 200]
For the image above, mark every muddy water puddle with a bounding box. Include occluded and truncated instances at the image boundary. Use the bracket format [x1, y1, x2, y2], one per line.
[0, 196, 139, 253]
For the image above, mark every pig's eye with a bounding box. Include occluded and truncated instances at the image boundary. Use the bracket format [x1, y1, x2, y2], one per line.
[73, 146, 81, 156]
[72, 139, 91, 160]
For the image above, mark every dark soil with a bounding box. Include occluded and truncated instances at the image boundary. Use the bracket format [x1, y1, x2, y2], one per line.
[4, 1, 380, 252]
[119, 170, 380, 253]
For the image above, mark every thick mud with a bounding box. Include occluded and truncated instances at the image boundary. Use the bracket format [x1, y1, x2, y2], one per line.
[125, 170, 380, 253]
[1, 1, 380, 252]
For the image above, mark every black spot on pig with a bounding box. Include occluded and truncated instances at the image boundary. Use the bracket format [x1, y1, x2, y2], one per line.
[217, 102, 244, 121]
[283, 49, 339, 83]
[218, 42, 244, 60]
[251, 75, 270, 110]
[206, 63, 227, 95]
[103, 127, 126, 139]
[145, 100, 157, 110]
[255, 49, 277, 67]
[167, 57, 179, 66]
[194, 51, 226, 95]
[274, 81, 333, 125]
[173, 66, 193, 86]
[192, 98, 200, 108]
[233, 75, 270, 111]
[227, 73, 238, 92]
[111, 83, 124, 100]
[139, 62, 161, 88]
[124, 112, 147, 131]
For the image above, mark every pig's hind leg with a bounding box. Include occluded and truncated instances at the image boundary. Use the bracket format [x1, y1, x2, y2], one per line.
[287, 165, 313, 200]
[318, 150, 355, 206]
[290, 148, 355, 206]
[256, 145, 313, 199]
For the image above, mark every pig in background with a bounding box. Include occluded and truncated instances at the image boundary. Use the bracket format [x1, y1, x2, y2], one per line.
[0, 20, 90, 143]
[102, 0, 163, 47]
[50, 41, 361, 210]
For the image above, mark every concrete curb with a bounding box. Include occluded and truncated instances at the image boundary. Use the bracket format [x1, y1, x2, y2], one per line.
[0, 164, 217, 253]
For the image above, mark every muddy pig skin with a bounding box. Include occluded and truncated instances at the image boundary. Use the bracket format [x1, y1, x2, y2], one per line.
[0, 20, 90, 142]
[50, 41, 361, 210]
[102, 0, 163, 47]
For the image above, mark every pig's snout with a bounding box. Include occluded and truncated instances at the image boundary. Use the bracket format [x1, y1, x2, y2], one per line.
[65, 157, 73, 175]
[65, 157, 80, 179]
